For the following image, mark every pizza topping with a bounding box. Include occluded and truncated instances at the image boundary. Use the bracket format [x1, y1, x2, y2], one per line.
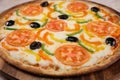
[5, 20, 15, 26]
[20, 4, 43, 16]
[41, 19, 48, 27]
[40, 1, 49, 7]
[49, 34, 66, 43]
[58, 14, 69, 20]
[80, 34, 102, 46]
[77, 40, 94, 53]
[67, 29, 83, 36]
[86, 21, 117, 37]
[1, 42, 18, 51]
[30, 22, 40, 28]
[43, 32, 54, 45]
[53, 4, 66, 15]
[67, 2, 88, 13]
[39, 50, 53, 62]
[45, 20, 67, 32]
[5, 27, 18, 30]
[30, 41, 42, 50]
[91, 7, 100, 13]
[6, 30, 36, 47]
[66, 36, 78, 42]
[95, 13, 105, 20]
[77, 19, 92, 24]
[41, 44, 54, 56]
[55, 44, 90, 66]
[105, 37, 116, 46]
[23, 49, 41, 61]
[65, 23, 81, 32]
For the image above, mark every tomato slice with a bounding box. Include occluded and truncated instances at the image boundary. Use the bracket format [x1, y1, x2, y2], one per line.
[55, 44, 90, 66]
[6, 29, 36, 47]
[20, 4, 43, 16]
[67, 2, 88, 13]
[45, 20, 67, 32]
[86, 21, 118, 37]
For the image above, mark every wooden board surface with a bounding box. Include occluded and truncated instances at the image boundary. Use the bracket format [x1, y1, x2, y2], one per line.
[0, 58, 120, 80]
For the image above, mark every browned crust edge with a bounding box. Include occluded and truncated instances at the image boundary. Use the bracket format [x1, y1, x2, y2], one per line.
[0, 0, 120, 77]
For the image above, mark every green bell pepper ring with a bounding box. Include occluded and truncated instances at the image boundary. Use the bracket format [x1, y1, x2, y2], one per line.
[77, 19, 92, 24]
[5, 27, 18, 30]
[67, 29, 83, 36]
[41, 44, 54, 56]
[53, 4, 65, 14]
[77, 40, 94, 53]
[41, 19, 48, 27]
[95, 12, 105, 20]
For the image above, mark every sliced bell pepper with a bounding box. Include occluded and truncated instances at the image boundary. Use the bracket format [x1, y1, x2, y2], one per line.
[16, 9, 21, 16]
[15, 19, 31, 25]
[95, 12, 105, 20]
[72, 11, 88, 18]
[77, 19, 92, 24]
[47, 3, 57, 19]
[49, 34, 66, 43]
[64, 23, 80, 32]
[58, 1, 64, 8]
[66, 29, 83, 36]
[41, 43, 54, 56]
[23, 49, 41, 61]
[16, 9, 41, 21]
[22, 17, 40, 21]
[82, 25, 94, 37]
[80, 34, 102, 46]
[1, 42, 18, 51]
[53, 4, 68, 15]
[5, 27, 18, 30]
[77, 40, 94, 53]
[41, 19, 48, 27]
[43, 32, 54, 45]
[39, 50, 53, 62]
[37, 28, 45, 40]
[80, 37, 105, 52]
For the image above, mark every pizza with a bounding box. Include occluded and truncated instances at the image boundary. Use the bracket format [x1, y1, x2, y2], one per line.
[0, 0, 120, 76]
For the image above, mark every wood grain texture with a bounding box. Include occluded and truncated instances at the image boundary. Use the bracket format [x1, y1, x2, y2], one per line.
[0, 59, 120, 80]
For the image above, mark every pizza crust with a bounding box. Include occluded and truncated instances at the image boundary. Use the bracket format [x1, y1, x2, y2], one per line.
[0, 0, 120, 76]
[0, 46, 120, 76]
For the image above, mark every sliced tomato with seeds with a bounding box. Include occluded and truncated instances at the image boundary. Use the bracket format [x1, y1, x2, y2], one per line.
[55, 44, 90, 66]
[86, 21, 118, 37]
[67, 2, 88, 13]
[6, 29, 36, 47]
[20, 4, 43, 16]
[45, 20, 67, 32]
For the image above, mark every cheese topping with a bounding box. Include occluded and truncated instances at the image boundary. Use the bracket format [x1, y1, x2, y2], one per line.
[0, 0, 120, 71]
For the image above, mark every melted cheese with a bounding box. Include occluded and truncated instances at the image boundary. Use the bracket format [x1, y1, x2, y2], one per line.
[10, 51, 37, 65]
[0, 1, 119, 70]
[83, 45, 112, 66]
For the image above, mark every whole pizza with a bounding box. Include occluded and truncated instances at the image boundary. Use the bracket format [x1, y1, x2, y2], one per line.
[0, 0, 120, 76]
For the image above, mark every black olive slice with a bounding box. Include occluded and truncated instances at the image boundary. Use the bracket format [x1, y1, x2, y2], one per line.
[91, 7, 100, 12]
[30, 41, 42, 50]
[105, 37, 116, 46]
[5, 20, 15, 26]
[66, 36, 78, 42]
[40, 1, 49, 7]
[58, 14, 69, 20]
[30, 22, 40, 28]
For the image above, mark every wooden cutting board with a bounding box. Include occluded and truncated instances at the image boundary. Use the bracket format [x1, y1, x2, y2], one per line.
[0, 57, 120, 80]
